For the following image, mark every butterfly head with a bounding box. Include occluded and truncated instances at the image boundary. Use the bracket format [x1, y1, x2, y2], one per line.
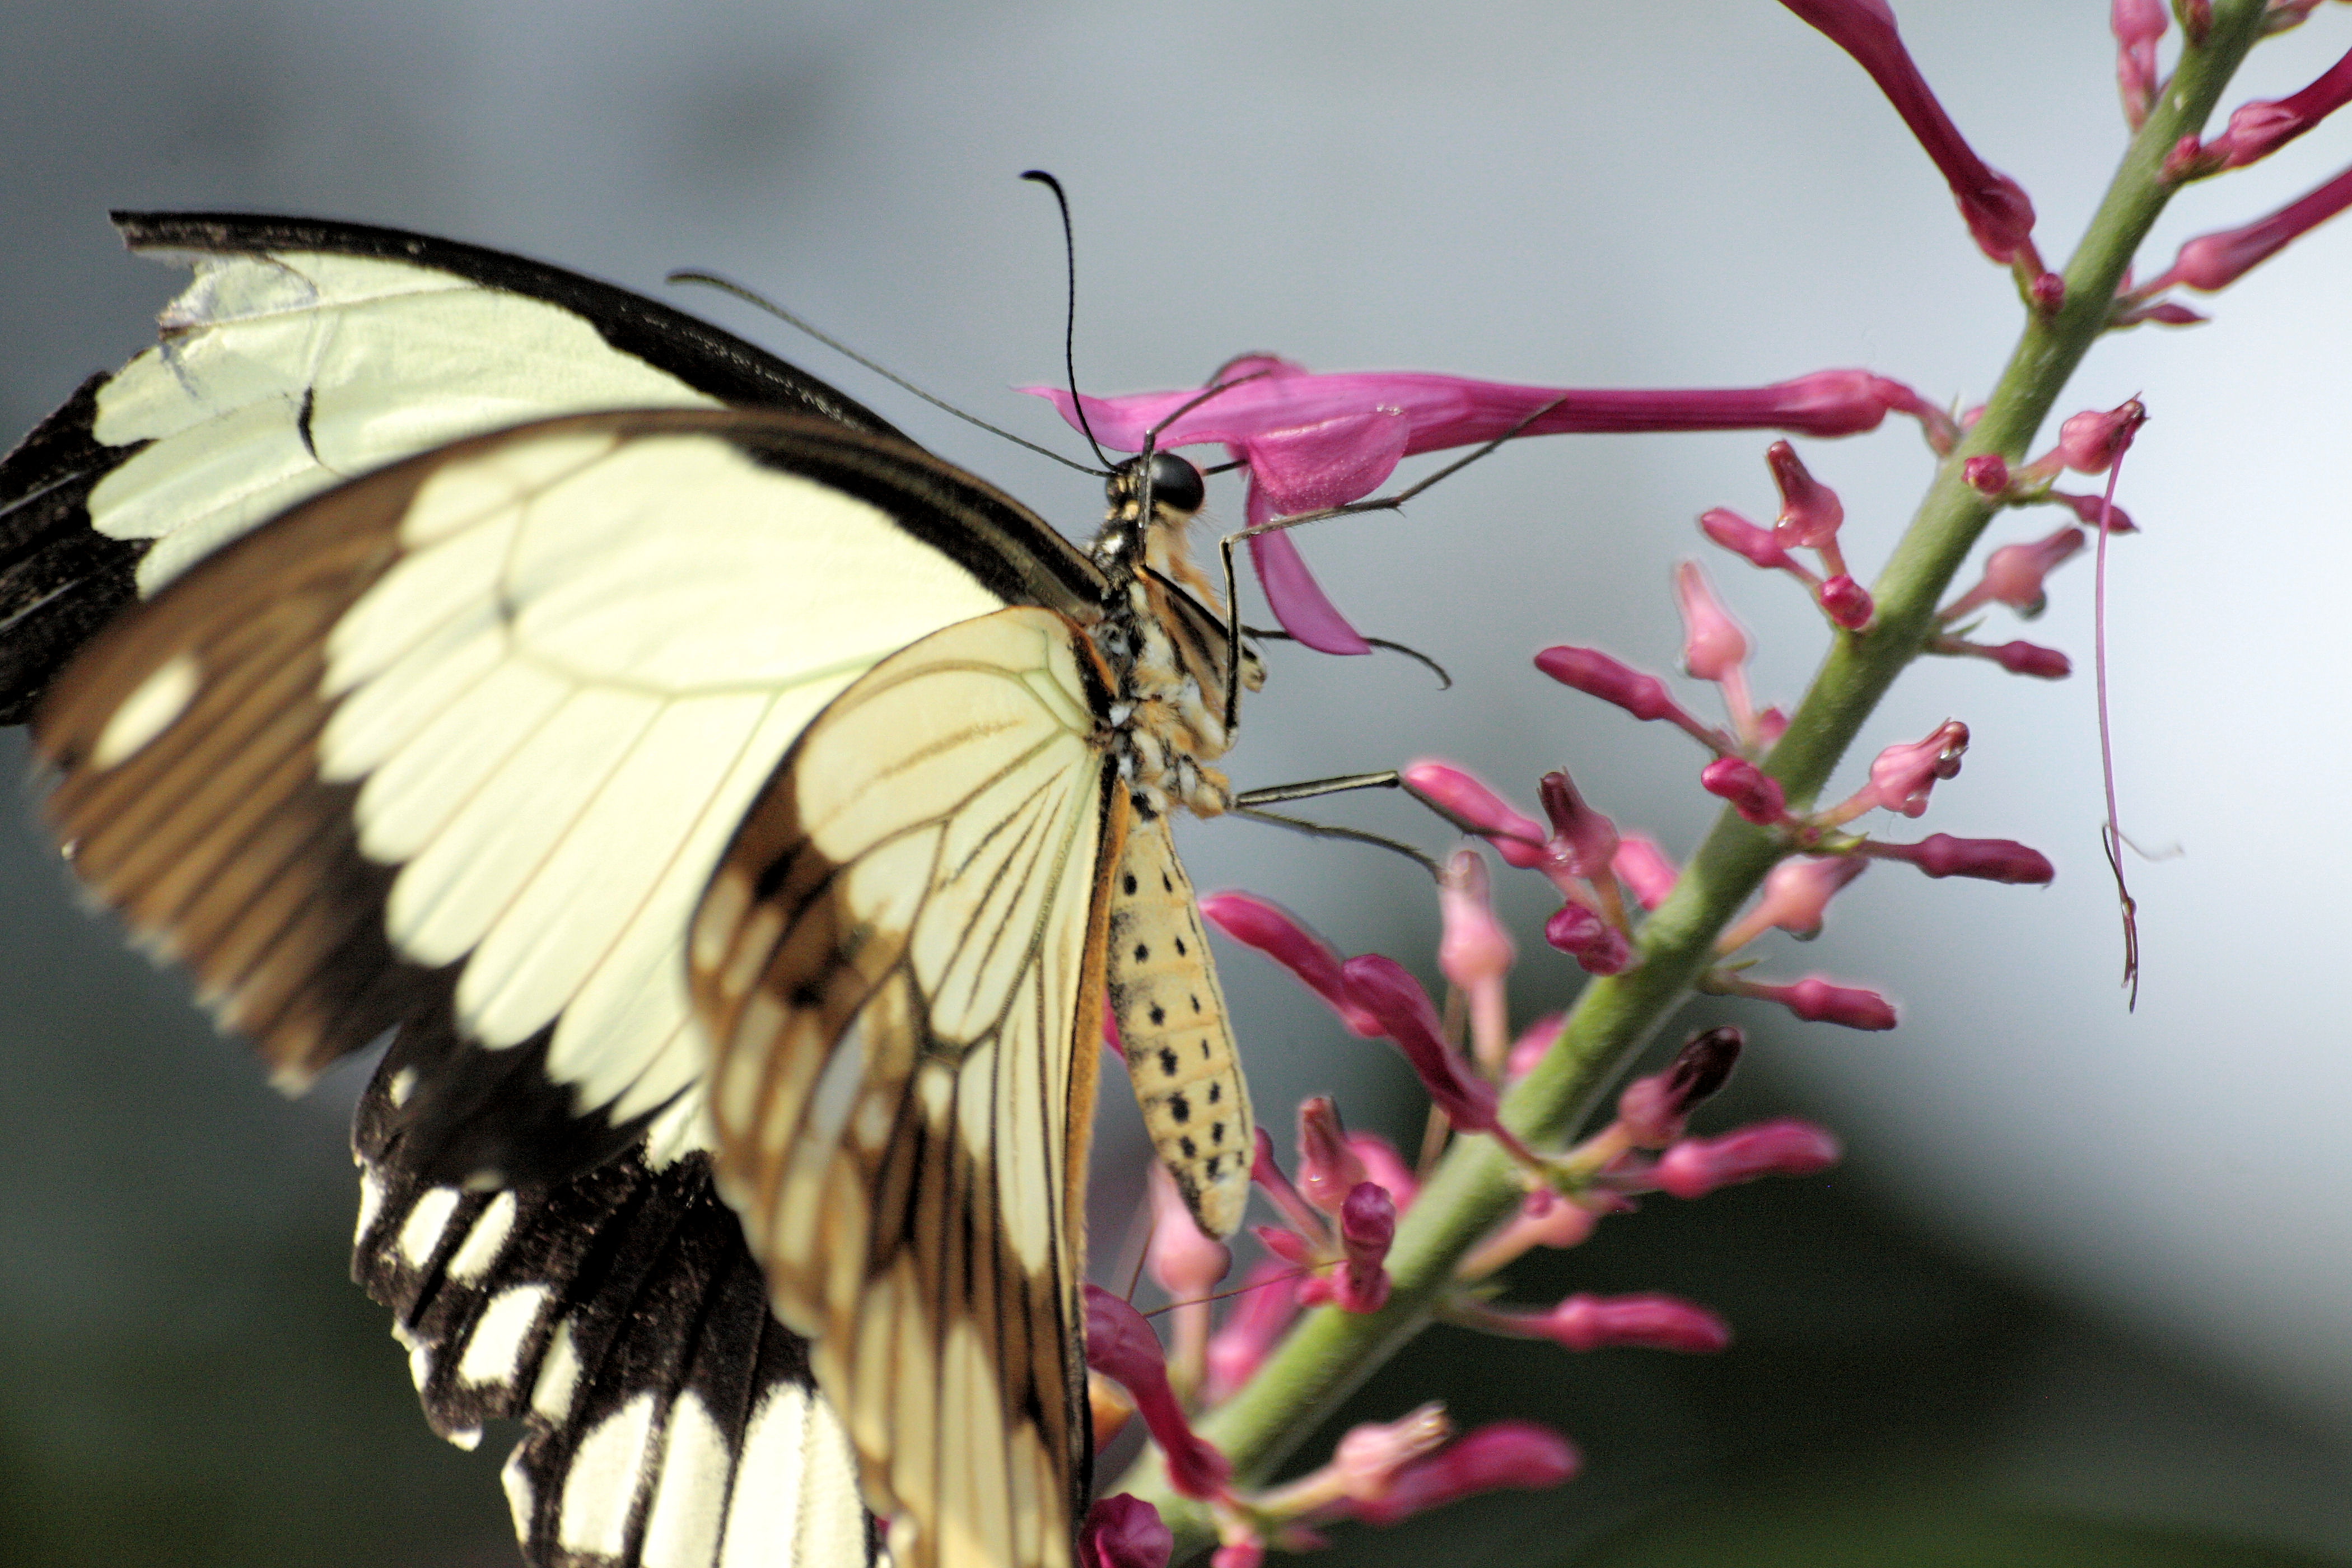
[1094, 451, 1214, 606]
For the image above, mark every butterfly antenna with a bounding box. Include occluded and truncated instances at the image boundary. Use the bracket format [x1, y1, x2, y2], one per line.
[1243, 627, 1453, 690]
[666, 269, 1101, 474]
[1019, 170, 1114, 470]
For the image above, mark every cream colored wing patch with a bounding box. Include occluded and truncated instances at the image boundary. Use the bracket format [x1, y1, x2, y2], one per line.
[1106, 813, 1253, 1238]
[691, 606, 1123, 1568]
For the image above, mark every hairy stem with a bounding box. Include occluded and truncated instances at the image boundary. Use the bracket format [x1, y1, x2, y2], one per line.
[1122, 4, 2270, 1551]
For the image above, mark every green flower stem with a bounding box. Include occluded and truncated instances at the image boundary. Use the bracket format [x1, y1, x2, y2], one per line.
[1123, 5, 2269, 1551]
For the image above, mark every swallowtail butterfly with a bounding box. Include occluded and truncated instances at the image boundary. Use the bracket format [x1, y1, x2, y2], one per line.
[0, 212, 1267, 1568]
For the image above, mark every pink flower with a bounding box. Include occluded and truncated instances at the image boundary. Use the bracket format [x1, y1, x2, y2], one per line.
[1865, 833, 2055, 884]
[1611, 834, 1681, 911]
[1700, 757, 1789, 825]
[1340, 955, 1505, 1138]
[1298, 1183, 1395, 1314]
[1700, 506, 1802, 572]
[1766, 440, 1845, 551]
[1331, 1404, 1453, 1504]
[1614, 1026, 1744, 1146]
[1250, 1127, 1329, 1244]
[1295, 1097, 1369, 1217]
[1511, 1292, 1734, 1355]
[2056, 400, 2148, 475]
[1082, 1496, 1173, 1568]
[1720, 854, 1868, 950]
[2112, 0, 2168, 127]
[1543, 901, 1634, 976]
[1348, 1131, 1420, 1212]
[1437, 849, 1516, 990]
[2143, 164, 2352, 294]
[1028, 359, 1926, 653]
[1084, 1286, 1233, 1499]
[1653, 1119, 1844, 1198]
[1944, 525, 2083, 621]
[1399, 762, 1548, 869]
[1817, 573, 1875, 630]
[1531, 645, 1683, 725]
[1147, 1164, 1232, 1301]
[1537, 770, 1620, 883]
[1347, 1422, 1580, 1527]
[1198, 892, 1383, 1036]
[1963, 454, 2010, 494]
[2187, 45, 2352, 171]
[1674, 561, 1749, 683]
[1737, 974, 1900, 1030]
[1504, 1011, 1569, 1082]
[2049, 491, 2136, 533]
[1939, 636, 2073, 678]
[1863, 720, 1969, 818]
[1779, 0, 2038, 265]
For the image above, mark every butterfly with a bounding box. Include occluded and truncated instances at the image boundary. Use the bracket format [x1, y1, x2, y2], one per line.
[0, 212, 1268, 1568]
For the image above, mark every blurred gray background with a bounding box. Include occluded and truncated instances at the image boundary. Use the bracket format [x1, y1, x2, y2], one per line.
[4, 2, 2350, 1565]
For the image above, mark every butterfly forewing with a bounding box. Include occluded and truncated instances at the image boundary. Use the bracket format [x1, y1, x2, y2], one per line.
[691, 606, 1125, 1568]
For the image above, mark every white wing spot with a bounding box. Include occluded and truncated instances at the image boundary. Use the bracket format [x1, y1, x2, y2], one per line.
[456, 1282, 550, 1387]
[398, 1187, 461, 1268]
[91, 652, 200, 769]
[533, 1317, 582, 1421]
[561, 1389, 659, 1557]
[445, 1191, 517, 1284]
[388, 1066, 418, 1107]
[641, 1390, 729, 1568]
[353, 1170, 387, 1245]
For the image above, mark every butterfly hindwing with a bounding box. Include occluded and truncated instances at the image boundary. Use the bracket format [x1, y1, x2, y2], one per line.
[691, 605, 1125, 1568]
[352, 1058, 881, 1568]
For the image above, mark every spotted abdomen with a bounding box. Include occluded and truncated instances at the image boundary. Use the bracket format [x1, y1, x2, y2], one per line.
[1106, 813, 1253, 1238]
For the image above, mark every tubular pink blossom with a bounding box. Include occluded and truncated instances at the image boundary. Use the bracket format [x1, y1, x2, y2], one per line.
[1766, 440, 1844, 550]
[1537, 770, 1620, 881]
[2050, 491, 2136, 533]
[1436, 849, 1517, 991]
[2029, 272, 2066, 315]
[1779, 0, 2039, 264]
[1084, 1285, 1233, 1499]
[1870, 833, 2055, 884]
[1532, 645, 1684, 725]
[1340, 955, 1504, 1135]
[2200, 45, 2352, 169]
[1700, 757, 1788, 825]
[2056, 400, 2147, 474]
[1981, 638, 2073, 679]
[1520, 1292, 1734, 1355]
[1673, 561, 1749, 682]
[1700, 506, 1802, 572]
[1348, 1131, 1421, 1212]
[1298, 1183, 1395, 1313]
[1147, 1164, 1232, 1301]
[1748, 974, 1900, 1030]
[1755, 706, 1790, 746]
[1615, 1026, 1744, 1146]
[1817, 573, 1875, 630]
[1725, 854, 1868, 947]
[1295, 1097, 1370, 1217]
[1332, 1404, 1454, 1504]
[1203, 1259, 1304, 1403]
[1401, 761, 1548, 869]
[1197, 892, 1383, 1036]
[2114, 0, 2167, 129]
[1654, 1118, 1844, 1198]
[1865, 719, 1968, 818]
[1208, 1542, 1263, 1568]
[1611, 834, 1680, 912]
[1082, 1496, 1174, 1568]
[1347, 1422, 1580, 1527]
[1543, 902, 1634, 976]
[1963, 454, 2009, 494]
[1250, 1127, 1328, 1243]
[1983, 526, 2084, 612]
[2146, 164, 2352, 293]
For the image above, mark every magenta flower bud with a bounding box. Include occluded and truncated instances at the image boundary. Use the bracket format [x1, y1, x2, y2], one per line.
[1766, 440, 1843, 549]
[2127, 300, 2208, 326]
[1780, 0, 2038, 263]
[1616, 1026, 1744, 1146]
[1611, 834, 1679, 912]
[1654, 1118, 1843, 1198]
[1962, 454, 2009, 494]
[1295, 1097, 1370, 1216]
[1536, 770, 1620, 881]
[2113, 0, 2167, 128]
[1700, 506, 1800, 571]
[1865, 719, 1968, 818]
[1543, 902, 1633, 976]
[2149, 165, 2352, 294]
[1296, 1182, 1394, 1313]
[1348, 1421, 1580, 1527]
[1761, 976, 1900, 1030]
[1880, 833, 2055, 884]
[1341, 955, 1505, 1135]
[1082, 1495, 1174, 1568]
[1209, 1541, 1263, 1568]
[1754, 706, 1790, 746]
[1817, 573, 1874, 630]
[1400, 761, 1548, 869]
[2050, 491, 2136, 533]
[1436, 850, 1517, 992]
[2204, 48, 2352, 169]
[1532, 645, 1683, 725]
[1203, 1259, 1303, 1403]
[1348, 1131, 1420, 1211]
[1700, 757, 1788, 825]
[1530, 1292, 1734, 1355]
[1984, 526, 2084, 612]
[1084, 1285, 1233, 1499]
[1984, 639, 2071, 678]
[1333, 1404, 1453, 1503]
[2056, 400, 2147, 475]
[1504, 1011, 1567, 1082]
[2029, 272, 2066, 314]
[1147, 1164, 1233, 1300]
[1198, 892, 1383, 1036]
[1673, 561, 1749, 682]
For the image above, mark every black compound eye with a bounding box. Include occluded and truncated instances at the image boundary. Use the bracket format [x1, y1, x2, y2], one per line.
[1145, 452, 1205, 515]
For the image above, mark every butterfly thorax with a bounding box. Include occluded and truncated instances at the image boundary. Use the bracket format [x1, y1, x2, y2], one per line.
[1086, 455, 1261, 822]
